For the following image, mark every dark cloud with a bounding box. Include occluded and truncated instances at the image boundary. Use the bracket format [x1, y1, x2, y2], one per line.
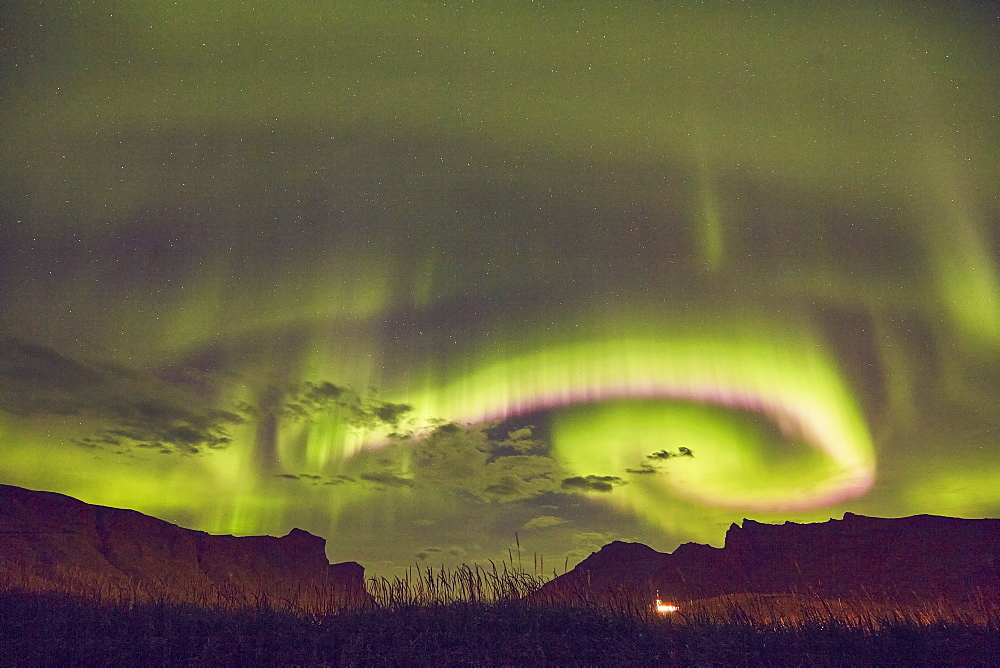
[282, 380, 413, 431]
[273, 473, 324, 482]
[480, 455, 558, 501]
[415, 546, 467, 561]
[485, 424, 549, 459]
[647, 447, 695, 460]
[408, 422, 560, 502]
[415, 547, 442, 561]
[282, 381, 349, 419]
[372, 401, 413, 425]
[0, 340, 104, 413]
[625, 463, 660, 475]
[359, 471, 415, 488]
[561, 475, 625, 493]
[411, 422, 490, 482]
[625, 447, 694, 475]
[414, 545, 466, 561]
[0, 339, 248, 455]
[0, 339, 124, 417]
[507, 427, 534, 441]
[73, 400, 248, 455]
[329, 422, 561, 503]
[322, 475, 356, 486]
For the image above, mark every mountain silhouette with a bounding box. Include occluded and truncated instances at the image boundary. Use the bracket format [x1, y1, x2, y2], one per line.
[534, 514, 1000, 611]
[0, 484, 367, 611]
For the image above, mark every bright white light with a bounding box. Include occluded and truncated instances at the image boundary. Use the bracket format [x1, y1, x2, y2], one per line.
[655, 598, 679, 613]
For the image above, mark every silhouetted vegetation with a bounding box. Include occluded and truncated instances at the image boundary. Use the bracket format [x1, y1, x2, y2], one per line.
[2, 564, 998, 666]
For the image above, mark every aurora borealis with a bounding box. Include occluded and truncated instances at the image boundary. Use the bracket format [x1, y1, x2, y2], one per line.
[1, 1, 998, 575]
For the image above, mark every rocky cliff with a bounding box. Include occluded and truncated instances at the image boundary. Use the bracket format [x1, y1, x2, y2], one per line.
[535, 513, 1000, 608]
[0, 484, 367, 611]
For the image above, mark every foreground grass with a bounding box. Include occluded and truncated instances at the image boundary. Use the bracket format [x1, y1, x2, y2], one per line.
[3, 588, 999, 666]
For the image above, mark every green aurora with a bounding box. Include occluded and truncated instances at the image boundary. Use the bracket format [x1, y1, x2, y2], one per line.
[1, 1, 998, 575]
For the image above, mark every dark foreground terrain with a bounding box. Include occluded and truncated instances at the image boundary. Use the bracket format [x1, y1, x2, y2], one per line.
[3, 486, 998, 665]
[2, 588, 998, 667]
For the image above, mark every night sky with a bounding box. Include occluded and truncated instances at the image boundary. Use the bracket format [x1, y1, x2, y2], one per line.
[2, 1, 998, 576]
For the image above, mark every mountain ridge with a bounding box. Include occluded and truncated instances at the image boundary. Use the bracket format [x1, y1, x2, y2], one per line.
[4, 482, 999, 613]
[0, 483, 367, 611]
[535, 512, 1000, 607]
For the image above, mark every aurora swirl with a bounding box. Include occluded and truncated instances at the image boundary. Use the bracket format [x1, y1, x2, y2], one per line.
[392, 315, 875, 510]
[1, 1, 997, 574]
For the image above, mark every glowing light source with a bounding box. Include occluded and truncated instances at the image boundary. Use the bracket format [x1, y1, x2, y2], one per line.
[655, 592, 680, 614]
[656, 601, 679, 614]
